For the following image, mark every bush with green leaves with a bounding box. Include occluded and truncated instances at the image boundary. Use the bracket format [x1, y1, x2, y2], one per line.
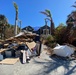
[46, 35, 54, 42]
[45, 35, 56, 48]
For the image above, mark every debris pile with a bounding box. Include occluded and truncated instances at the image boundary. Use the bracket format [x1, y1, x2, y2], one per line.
[0, 31, 39, 64]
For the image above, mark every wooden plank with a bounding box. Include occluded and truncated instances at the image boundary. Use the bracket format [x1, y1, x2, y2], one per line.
[0, 58, 19, 65]
[0, 49, 7, 53]
[23, 51, 27, 64]
[26, 41, 36, 50]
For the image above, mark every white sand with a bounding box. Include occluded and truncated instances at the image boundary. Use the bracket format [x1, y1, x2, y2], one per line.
[0, 44, 76, 75]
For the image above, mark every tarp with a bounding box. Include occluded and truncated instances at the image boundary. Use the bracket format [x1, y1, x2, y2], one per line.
[53, 45, 74, 57]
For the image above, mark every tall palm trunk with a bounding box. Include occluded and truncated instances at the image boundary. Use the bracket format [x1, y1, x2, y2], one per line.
[50, 18, 55, 35]
[19, 20, 21, 32]
[14, 12, 18, 35]
[1, 26, 2, 39]
[13, 2, 18, 36]
[3, 25, 6, 40]
[45, 19, 48, 35]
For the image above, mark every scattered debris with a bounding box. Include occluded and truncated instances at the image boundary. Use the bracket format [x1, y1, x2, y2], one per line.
[53, 45, 74, 57]
[0, 54, 3, 61]
[0, 58, 19, 65]
[0, 31, 38, 64]
[0, 31, 76, 65]
[26, 41, 36, 50]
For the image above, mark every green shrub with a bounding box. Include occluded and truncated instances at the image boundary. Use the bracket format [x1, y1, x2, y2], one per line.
[44, 35, 56, 48]
[46, 35, 54, 42]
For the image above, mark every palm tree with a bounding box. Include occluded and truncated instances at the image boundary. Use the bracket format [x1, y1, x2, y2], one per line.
[66, 10, 76, 43]
[13, 2, 18, 36]
[72, 1, 76, 8]
[40, 9, 55, 35]
[0, 14, 8, 39]
[18, 19, 22, 32]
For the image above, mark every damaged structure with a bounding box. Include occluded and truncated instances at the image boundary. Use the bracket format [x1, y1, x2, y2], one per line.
[0, 31, 39, 64]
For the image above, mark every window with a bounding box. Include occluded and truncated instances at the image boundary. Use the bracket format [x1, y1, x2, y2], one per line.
[43, 29, 49, 35]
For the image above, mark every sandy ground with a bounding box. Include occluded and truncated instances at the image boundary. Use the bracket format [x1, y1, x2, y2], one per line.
[0, 44, 76, 75]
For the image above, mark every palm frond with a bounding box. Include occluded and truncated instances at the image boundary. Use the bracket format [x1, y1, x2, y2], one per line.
[72, 5, 76, 8]
[40, 11, 49, 16]
[13, 2, 18, 12]
[45, 9, 51, 18]
[75, 1, 76, 3]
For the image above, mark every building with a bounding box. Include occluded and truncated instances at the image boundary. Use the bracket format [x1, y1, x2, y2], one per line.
[22, 26, 34, 32]
[36, 25, 50, 35]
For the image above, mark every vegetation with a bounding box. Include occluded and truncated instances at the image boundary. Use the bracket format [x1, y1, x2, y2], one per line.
[40, 9, 55, 35]
[41, 35, 56, 48]
[65, 11, 76, 45]
[0, 14, 8, 39]
[40, 2, 76, 47]
[54, 23, 66, 44]
[0, 14, 20, 40]
[46, 35, 56, 48]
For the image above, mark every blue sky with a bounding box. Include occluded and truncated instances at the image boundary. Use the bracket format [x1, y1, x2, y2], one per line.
[0, 0, 76, 28]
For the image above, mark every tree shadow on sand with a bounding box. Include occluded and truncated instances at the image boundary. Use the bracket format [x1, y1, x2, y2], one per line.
[33, 55, 76, 75]
[65, 65, 76, 75]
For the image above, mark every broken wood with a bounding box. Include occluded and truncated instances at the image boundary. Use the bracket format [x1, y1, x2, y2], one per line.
[0, 58, 19, 65]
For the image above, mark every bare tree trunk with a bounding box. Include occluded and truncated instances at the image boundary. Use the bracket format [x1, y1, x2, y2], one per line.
[3, 25, 5, 40]
[50, 18, 55, 35]
[14, 12, 18, 36]
[1, 26, 2, 39]
[14, 20, 18, 35]
[20, 21, 21, 32]
[50, 21, 51, 35]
